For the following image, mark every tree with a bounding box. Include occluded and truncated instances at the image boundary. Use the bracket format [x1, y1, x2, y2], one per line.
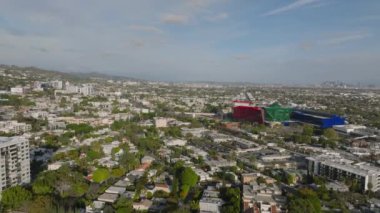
[59, 97, 67, 107]
[172, 166, 199, 199]
[257, 176, 266, 185]
[29, 196, 54, 213]
[220, 187, 240, 213]
[180, 167, 198, 187]
[111, 167, 126, 178]
[67, 123, 94, 135]
[32, 166, 89, 198]
[119, 152, 139, 171]
[323, 128, 339, 141]
[114, 197, 133, 213]
[303, 125, 314, 136]
[286, 173, 296, 185]
[93, 168, 111, 183]
[288, 188, 321, 213]
[1, 186, 32, 210]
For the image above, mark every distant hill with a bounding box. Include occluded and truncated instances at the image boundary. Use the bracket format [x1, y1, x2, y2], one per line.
[0, 64, 142, 82]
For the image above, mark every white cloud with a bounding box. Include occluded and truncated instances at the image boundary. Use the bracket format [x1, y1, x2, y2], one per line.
[322, 32, 371, 45]
[161, 14, 189, 25]
[263, 0, 322, 16]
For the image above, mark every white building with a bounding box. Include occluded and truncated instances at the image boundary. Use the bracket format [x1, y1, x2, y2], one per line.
[0, 121, 32, 134]
[199, 186, 224, 213]
[154, 117, 172, 128]
[79, 84, 94, 96]
[48, 161, 65, 171]
[0, 136, 30, 192]
[51, 80, 63, 89]
[10, 87, 24, 94]
[164, 138, 187, 147]
[307, 154, 380, 191]
[333, 125, 367, 134]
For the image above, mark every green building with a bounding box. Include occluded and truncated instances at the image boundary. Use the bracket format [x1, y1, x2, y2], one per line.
[264, 103, 292, 122]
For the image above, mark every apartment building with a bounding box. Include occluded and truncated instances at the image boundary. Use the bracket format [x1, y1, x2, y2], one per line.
[0, 121, 32, 134]
[0, 136, 31, 192]
[307, 154, 380, 191]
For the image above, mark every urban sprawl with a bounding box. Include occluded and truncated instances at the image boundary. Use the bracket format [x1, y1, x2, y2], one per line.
[1, 65, 380, 213]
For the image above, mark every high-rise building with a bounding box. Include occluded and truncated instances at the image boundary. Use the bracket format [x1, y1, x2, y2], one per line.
[0, 136, 30, 192]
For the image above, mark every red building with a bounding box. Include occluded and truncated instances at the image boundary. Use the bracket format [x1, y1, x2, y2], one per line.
[233, 106, 264, 124]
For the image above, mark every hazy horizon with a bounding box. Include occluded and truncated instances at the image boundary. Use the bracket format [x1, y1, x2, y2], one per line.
[0, 0, 379, 84]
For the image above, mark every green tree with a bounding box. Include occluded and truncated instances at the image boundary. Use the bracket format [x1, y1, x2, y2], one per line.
[67, 123, 94, 135]
[220, 187, 240, 213]
[111, 167, 126, 178]
[303, 125, 314, 136]
[114, 197, 133, 213]
[32, 166, 89, 198]
[93, 168, 111, 183]
[323, 128, 339, 141]
[1, 186, 32, 210]
[288, 188, 321, 213]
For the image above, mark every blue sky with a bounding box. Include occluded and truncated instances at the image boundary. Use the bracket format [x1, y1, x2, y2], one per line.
[0, 0, 379, 84]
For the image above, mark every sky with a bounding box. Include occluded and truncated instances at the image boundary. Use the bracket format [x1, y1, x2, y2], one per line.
[0, 0, 379, 84]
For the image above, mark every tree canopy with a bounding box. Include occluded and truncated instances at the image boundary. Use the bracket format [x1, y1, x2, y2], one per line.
[1, 186, 32, 210]
[92, 168, 111, 183]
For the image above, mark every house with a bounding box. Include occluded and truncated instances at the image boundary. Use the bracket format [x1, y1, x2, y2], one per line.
[47, 161, 65, 171]
[106, 186, 126, 195]
[164, 138, 187, 147]
[199, 186, 224, 213]
[141, 156, 155, 164]
[97, 193, 119, 203]
[86, 201, 105, 213]
[243, 173, 273, 185]
[133, 199, 153, 211]
[243, 183, 287, 213]
[151, 183, 171, 193]
[194, 168, 211, 182]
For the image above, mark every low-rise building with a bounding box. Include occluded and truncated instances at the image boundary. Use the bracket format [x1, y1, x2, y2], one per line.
[199, 186, 224, 213]
[307, 154, 380, 191]
[0, 121, 32, 134]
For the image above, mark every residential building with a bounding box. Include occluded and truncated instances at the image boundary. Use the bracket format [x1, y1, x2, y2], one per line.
[199, 186, 224, 213]
[0, 136, 30, 192]
[0, 121, 32, 134]
[307, 154, 380, 191]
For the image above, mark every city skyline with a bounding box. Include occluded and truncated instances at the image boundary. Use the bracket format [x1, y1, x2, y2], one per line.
[0, 0, 379, 84]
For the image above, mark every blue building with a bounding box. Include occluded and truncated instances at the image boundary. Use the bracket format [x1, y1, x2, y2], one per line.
[291, 109, 346, 129]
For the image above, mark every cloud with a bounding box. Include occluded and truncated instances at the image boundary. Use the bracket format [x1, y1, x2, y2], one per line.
[161, 14, 188, 25]
[263, 0, 322, 16]
[322, 32, 371, 45]
[128, 25, 163, 34]
[299, 31, 371, 51]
